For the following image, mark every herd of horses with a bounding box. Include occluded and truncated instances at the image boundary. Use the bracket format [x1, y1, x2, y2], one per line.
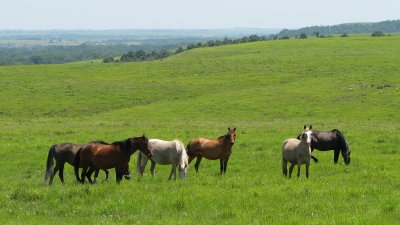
[44, 126, 351, 185]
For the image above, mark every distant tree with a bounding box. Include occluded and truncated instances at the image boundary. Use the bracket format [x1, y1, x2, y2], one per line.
[30, 56, 44, 64]
[175, 46, 185, 54]
[103, 57, 114, 63]
[299, 33, 308, 39]
[371, 30, 385, 37]
[279, 36, 290, 40]
[313, 31, 320, 37]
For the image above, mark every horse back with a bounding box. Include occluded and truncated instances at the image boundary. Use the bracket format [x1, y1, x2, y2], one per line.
[54, 143, 83, 165]
[312, 130, 340, 150]
[189, 137, 226, 160]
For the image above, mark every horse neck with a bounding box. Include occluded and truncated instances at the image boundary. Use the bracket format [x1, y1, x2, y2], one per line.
[299, 139, 311, 153]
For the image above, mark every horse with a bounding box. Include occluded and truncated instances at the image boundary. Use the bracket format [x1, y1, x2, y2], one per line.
[44, 140, 109, 185]
[186, 127, 236, 174]
[137, 139, 188, 180]
[297, 128, 351, 164]
[74, 135, 152, 183]
[282, 126, 313, 178]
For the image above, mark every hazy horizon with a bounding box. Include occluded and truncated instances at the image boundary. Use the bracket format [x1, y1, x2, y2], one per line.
[1, 0, 399, 30]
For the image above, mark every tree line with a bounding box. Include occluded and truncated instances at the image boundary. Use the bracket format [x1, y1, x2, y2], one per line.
[277, 20, 400, 38]
[111, 35, 270, 63]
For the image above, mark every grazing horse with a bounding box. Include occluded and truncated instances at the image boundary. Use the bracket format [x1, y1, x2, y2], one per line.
[282, 126, 312, 178]
[44, 140, 109, 185]
[297, 128, 351, 164]
[74, 135, 152, 183]
[187, 127, 237, 174]
[137, 139, 188, 180]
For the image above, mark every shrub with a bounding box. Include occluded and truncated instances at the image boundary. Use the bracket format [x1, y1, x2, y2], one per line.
[103, 57, 114, 63]
[371, 31, 385, 37]
[341, 33, 349, 37]
[299, 33, 307, 39]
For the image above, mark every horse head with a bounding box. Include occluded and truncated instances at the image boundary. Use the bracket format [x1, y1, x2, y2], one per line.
[225, 127, 237, 145]
[131, 135, 152, 158]
[343, 141, 351, 164]
[301, 125, 313, 145]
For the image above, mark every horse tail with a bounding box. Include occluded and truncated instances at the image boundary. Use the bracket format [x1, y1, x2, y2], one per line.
[136, 150, 142, 174]
[74, 148, 82, 182]
[45, 145, 56, 181]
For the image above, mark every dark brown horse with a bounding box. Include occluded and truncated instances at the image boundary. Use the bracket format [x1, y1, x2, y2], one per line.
[45, 140, 109, 185]
[297, 128, 351, 164]
[74, 135, 152, 183]
[186, 127, 237, 174]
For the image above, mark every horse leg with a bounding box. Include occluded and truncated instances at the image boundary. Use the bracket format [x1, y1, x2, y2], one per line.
[105, 169, 109, 180]
[288, 164, 295, 179]
[115, 169, 123, 183]
[86, 166, 96, 184]
[306, 162, 310, 179]
[223, 157, 230, 174]
[168, 163, 177, 181]
[150, 161, 156, 177]
[94, 169, 100, 181]
[220, 159, 224, 175]
[58, 163, 65, 184]
[80, 166, 89, 184]
[139, 156, 148, 176]
[311, 155, 319, 163]
[297, 163, 301, 178]
[49, 163, 61, 185]
[124, 167, 131, 180]
[311, 148, 319, 163]
[334, 149, 340, 164]
[194, 156, 202, 172]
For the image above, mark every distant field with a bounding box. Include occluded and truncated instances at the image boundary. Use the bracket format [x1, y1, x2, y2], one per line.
[0, 35, 399, 224]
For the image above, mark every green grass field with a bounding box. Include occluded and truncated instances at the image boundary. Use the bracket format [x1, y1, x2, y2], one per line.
[0, 35, 399, 224]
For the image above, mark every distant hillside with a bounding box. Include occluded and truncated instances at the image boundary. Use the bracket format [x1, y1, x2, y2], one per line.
[277, 20, 400, 37]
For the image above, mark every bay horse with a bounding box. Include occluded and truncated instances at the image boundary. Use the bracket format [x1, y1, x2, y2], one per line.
[44, 140, 109, 185]
[282, 126, 312, 178]
[74, 135, 152, 183]
[137, 139, 188, 180]
[186, 127, 236, 174]
[297, 128, 351, 164]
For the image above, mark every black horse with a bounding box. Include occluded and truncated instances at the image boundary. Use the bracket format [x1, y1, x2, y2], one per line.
[297, 128, 351, 164]
[45, 140, 110, 185]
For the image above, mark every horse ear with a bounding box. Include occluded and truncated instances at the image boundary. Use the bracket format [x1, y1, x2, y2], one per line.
[304, 125, 306, 130]
[309, 125, 312, 130]
[233, 127, 236, 131]
[228, 127, 230, 131]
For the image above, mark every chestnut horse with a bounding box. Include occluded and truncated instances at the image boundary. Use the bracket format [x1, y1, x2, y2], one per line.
[186, 127, 236, 174]
[74, 135, 152, 183]
[45, 140, 109, 185]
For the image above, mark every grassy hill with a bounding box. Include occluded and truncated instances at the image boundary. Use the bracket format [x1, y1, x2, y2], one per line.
[0, 35, 399, 224]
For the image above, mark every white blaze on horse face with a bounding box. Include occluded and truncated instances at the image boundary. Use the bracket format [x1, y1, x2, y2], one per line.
[305, 130, 312, 144]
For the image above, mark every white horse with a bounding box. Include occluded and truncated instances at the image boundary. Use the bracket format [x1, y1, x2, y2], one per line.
[137, 139, 188, 180]
[282, 125, 313, 178]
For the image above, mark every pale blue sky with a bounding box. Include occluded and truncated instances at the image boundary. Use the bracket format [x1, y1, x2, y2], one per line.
[1, 0, 399, 30]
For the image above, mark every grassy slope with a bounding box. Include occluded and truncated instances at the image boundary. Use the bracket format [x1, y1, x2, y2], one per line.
[0, 35, 399, 224]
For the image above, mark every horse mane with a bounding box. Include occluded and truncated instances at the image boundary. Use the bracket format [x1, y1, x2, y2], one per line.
[334, 130, 349, 152]
[111, 139, 131, 149]
[89, 140, 109, 145]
